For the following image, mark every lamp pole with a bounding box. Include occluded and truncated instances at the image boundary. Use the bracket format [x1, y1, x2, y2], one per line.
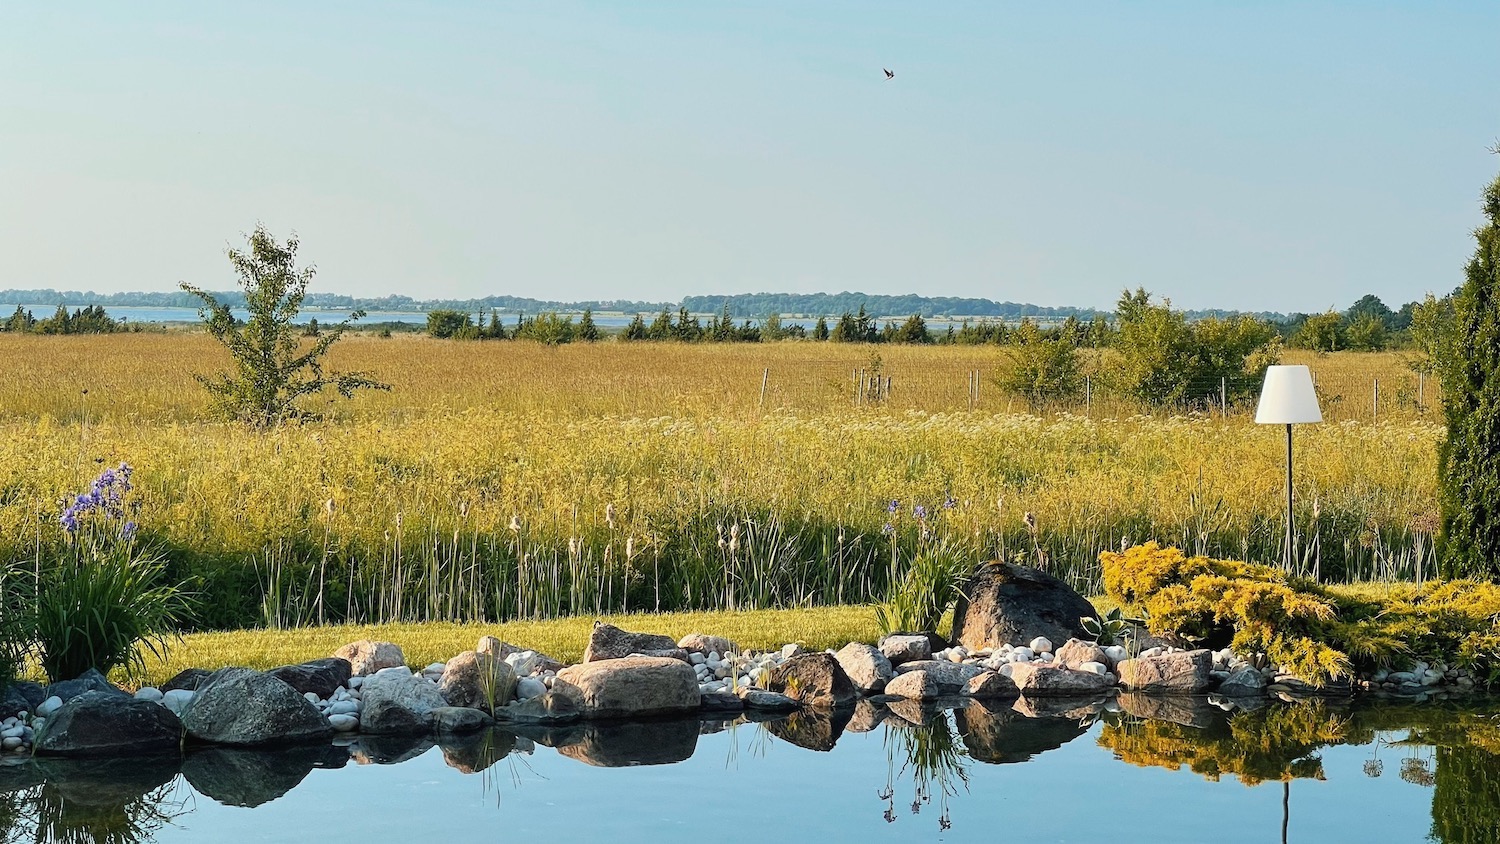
[1285, 423, 1294, 571]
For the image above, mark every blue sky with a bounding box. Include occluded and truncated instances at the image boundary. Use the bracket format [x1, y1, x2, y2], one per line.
[2, 2, 1496, 311]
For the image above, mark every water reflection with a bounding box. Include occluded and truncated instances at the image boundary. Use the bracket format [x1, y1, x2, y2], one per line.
[0, 697, 1494, 842]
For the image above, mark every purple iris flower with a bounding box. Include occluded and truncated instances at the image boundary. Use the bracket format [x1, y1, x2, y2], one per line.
[913, 505, 927, 520]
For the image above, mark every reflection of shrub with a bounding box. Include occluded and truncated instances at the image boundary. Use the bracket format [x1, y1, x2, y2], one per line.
[1099, 701, 1346, 785]
[1100, 543, 1350, 683]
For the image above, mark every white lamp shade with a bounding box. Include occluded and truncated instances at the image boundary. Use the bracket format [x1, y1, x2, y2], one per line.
[1255, 365, 1323, 424]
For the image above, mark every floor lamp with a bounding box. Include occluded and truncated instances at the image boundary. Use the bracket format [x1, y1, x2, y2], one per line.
[1255, 365, 1323, 571]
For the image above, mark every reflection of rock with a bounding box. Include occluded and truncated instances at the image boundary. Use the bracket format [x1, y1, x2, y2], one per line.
[440, 728, 517, 774]
[846, 699, 887, 733]
[884, 699, 934, 727]
[1011, 694, 1106, 720]
[764, 707, 852, 752]
[0, 758, 44, 793]
[350, 733, 434, 765]
[183, 743, 348, 807]
[34, 754, 181, 807]
[1117, 693, 1222, 729]
[556, 718, 699, 767]
[952, 562, 1096, 651]
[954, 701, 1087, 764]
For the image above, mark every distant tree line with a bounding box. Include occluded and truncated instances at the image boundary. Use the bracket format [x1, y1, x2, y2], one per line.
[425, 309, 600, 345]
[0, 305, 131, 335]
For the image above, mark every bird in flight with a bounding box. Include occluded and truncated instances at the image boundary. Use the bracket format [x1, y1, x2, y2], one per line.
[884, 68, 894, 80]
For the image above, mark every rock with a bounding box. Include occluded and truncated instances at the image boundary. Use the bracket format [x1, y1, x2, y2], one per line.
[1218, 666, 1269, 697]
[267, 658, 353, 699]
[476, 635, 518, 659]
[678, 633, 739, 657]
[556, 718, 699, 767]
[951, 562, 1098, 652]
[516, 676, 547, 700]
[2, 681, 45, 714]
[893, 660, 988, 693]
[1077, 661, 1108, 676]
[884, 670, 944, 700]
[965, 671, 1020, 699]
[764, 653, 858, 709]
[736, 686, 801, 711]
[332, 640, 406, 676]
[359, 669, 449, 734]
[780, 643, 805, 659]
[432, 706, 493, 734]
[1030, 636, 1054, 654]
[328, 714, 359, 732]
[834, 642, 894, 693]
[182, 668, 333, 746]
[699, 691, 745, 714]
[162, 689, 195, 716]
[1009, 663, 1115, 696]
[1055, 639, 1109, 670]
[438, 651, 517, 713]
[45, 669, 129, 704]
[134, 687, 164, 703]
[36, 695, 64, 718]
[1117, 649, 1213, 693]
[1011, 694, 1107, 720]
[496, 691, 582, 726]
[161, 668, 213, 693]
[1103, 645, 1129, 666]
[581, 621, 685, 662]
[553, 656, 700, 719]
[878, 634, 932, 666]
[33, 690, 183, 756]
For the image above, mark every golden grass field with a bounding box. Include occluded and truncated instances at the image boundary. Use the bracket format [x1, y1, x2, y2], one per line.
[0, 332, 1444, 629]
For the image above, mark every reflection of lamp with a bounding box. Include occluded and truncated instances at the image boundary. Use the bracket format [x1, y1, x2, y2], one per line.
[1256, 365, 1323, 570]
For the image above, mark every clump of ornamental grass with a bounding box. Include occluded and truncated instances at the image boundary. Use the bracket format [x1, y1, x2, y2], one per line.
[31, 464, 193, 683]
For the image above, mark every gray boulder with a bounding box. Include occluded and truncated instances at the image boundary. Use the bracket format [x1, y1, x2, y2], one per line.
[1, 681, 44, 715]
[1117, 650, 1213, 693]
[161, 668, 213, 693]
[268, 658, 352, 699]
[33, 690, 183, 756]
[834, 642, 893, 693]
[1054, 639, 1109, 670]
[553, 656, 700, 719]
[45, 668, 128, 704]
[965, 671, 1020, 699]
[1219, 666, 1269, 696]
[878, 634, 933, 666]
[677, 633, 739, 657]
[182, 668, 333, 746]
[432, 706, 493, 734]
[884, 669, 943, 701]
[765, 653, 858, 709]
[496, 691, 582, 726]
[736, 686, 801, 711]
[893, 660, 987, 693]
[332, 640, 406, 676]
[583, 621, 685, 662]
[952, 562, 1098, 652]
[1009, 663, 1115, 696]
[439, 651, 517, 713]
[360, 669, 448, 734]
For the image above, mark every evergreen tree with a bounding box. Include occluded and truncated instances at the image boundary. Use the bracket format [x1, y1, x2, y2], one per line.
[577, 308, 600, 342]
[813, 316, 830, 341]
[622, 313, 648, 341]
[646, 308, 674, 340]
[1439, 162, 1500, 580]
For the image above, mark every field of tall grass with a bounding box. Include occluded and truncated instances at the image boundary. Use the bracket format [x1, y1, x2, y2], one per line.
[0, 333, 1443, 630]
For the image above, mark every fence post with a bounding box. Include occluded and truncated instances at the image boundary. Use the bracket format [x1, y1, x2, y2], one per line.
[760, 368, 769, 409]
[1418, 372, 1424, 409]
[1085, 375, 1092, 417]
[1373, 378, 1379, 424]
[1220, 376, 1227, 417]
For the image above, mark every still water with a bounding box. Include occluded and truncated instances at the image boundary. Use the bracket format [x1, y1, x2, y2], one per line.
[2, 695, 1495, 843]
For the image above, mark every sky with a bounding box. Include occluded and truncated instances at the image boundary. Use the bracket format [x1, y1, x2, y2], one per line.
[1, 2, 1497, 312]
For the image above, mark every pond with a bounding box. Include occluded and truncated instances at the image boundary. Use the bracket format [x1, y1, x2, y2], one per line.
[2, 695, 1495, 843]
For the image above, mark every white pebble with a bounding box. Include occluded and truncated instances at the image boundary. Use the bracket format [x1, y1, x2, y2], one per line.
[516, 677, 546, 700]
[1078, 661, 1108, 676]
[36, 696, 63, 718]
[1029, 637, 1053, 654]
[1, 737, 20, 751]
[304, 692, 321, 704]
[134, 687, 163, 703]
[161, 689, 195, 716]
[328, 714, 359, 732]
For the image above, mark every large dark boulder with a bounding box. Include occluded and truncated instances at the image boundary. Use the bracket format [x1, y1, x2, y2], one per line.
[45, 669, 128, 705]
[582, 621, 686, 662]
[765, 653, 858, 710]
[161, 668, 213, 693]
[1, 681, 45, 714]
[952, 562, 1098, 652]
[267, 658, 352, 699]
[33, 690, 183, 756]
[181, 668, 333, 746]
[1117, 650, 1213, 693]
[359, 669, 447, 734]
[552, 657, 700, 719]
